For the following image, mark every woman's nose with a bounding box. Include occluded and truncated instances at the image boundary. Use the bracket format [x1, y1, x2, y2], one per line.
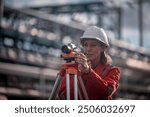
[85, 46, 91, 51]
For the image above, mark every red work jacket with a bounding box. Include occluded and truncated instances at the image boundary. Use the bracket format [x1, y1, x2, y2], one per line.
[58, 64, 120, 100]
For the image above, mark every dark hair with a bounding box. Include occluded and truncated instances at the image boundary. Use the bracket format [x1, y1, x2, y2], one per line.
[100, 52, 112, 65]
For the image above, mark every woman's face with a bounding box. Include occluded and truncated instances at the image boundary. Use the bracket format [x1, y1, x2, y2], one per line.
[82, 39, 104, 62]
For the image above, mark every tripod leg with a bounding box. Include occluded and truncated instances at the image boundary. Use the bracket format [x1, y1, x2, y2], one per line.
[78, 88, 83, 100]
[49, 74, 63, 100]
[78, 76, 89, 100]
[74, 74, 78, 100]
[66, 74, 70, 100]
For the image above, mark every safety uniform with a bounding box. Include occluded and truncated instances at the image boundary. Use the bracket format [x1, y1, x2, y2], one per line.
[58, 64, 120, 100]
[57, 26, 120, 99]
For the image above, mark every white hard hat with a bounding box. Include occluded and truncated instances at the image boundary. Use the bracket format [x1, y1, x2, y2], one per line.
[80, 26, 109, 47]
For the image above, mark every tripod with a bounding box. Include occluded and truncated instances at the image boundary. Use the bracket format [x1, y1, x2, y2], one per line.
[49, 62, 89, 100]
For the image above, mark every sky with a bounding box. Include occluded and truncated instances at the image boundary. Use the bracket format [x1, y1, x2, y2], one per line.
[4, 0, 150, 50]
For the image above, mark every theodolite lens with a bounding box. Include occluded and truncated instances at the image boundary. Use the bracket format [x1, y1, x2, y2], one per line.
[61, 45, 72, 54]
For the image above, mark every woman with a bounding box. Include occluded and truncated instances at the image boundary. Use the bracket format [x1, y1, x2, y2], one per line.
[58, 26, 120, 100]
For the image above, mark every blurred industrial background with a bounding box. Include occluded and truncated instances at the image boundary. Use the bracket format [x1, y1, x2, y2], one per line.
[0, 0, 150, 100]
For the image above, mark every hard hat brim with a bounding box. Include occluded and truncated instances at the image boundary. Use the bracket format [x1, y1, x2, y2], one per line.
[80, 37, 109, 47]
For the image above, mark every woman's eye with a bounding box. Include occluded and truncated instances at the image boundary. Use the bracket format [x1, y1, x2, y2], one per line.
[91, 44, 98, 47]
[91, 44, 96, 46]
[83, 43, 98, 47]
[83, 44, 88, 47]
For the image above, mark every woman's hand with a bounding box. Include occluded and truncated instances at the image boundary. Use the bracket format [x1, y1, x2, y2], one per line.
[75, 52, 91, 74]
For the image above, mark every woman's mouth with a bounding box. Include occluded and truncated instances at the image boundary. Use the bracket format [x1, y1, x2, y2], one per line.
[85, 54, 93, 57]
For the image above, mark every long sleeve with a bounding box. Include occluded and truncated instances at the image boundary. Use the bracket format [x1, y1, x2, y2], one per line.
[82, 65, 120, 99]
